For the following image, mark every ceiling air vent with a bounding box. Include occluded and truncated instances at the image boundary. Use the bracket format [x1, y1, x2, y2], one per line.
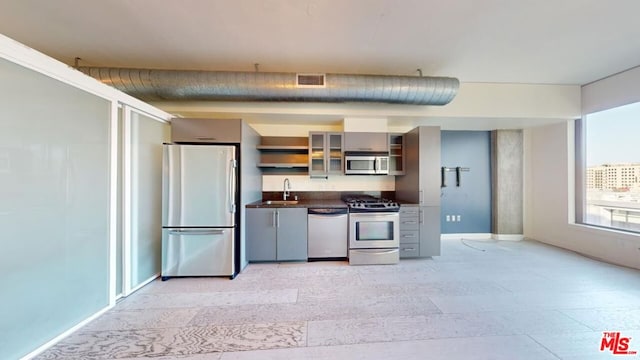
[296, 73, 326, 87]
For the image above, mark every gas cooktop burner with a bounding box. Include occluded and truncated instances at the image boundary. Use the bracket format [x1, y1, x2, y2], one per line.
[342, 195, 400, 213]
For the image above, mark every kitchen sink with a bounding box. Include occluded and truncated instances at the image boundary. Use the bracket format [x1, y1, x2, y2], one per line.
[264, 200, 299, 205]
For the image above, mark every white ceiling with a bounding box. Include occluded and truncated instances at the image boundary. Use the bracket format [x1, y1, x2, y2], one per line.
[1, 0, 639, 128]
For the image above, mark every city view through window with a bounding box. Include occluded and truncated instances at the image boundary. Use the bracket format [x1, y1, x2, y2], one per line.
[584, 102, 640, 232]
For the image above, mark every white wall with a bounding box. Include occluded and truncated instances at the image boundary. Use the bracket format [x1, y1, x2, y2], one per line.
[342, 117, 388, 132]
[524, 122, 640, 270]
[582, 65, 640, 115]
[263, 174, 394, 192]
[153, 82, 581, 130]
[250, 123, 342, 137]
[430, 82, 580, 120]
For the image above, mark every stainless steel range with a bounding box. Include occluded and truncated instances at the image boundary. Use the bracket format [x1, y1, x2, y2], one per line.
[342, 195, 400, 265]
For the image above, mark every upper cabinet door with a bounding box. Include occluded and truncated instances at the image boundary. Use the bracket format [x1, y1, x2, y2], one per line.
[308, 132, 327, 177]
[388, 133, 405, 175]
[171, 118, 242, 143]
[309, 132, 343, 177]
[327, 132, 343, 174]
[418, 127, 441, 206]
[343, 132, 389, 153]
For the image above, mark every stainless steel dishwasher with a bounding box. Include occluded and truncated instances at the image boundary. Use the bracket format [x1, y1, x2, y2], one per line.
[307, 208, 348, 259]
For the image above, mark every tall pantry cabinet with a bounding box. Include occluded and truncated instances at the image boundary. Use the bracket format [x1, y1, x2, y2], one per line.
[395, 126, 441, 257]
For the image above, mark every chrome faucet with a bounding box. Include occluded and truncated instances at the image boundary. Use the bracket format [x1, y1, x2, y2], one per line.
[283, 178, 291, 200]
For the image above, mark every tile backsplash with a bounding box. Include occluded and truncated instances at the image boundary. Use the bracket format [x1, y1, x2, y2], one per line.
[262, 174, 395, 192]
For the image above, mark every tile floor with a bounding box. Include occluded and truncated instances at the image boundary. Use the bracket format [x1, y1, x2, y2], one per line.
[37, 239, 640, 359]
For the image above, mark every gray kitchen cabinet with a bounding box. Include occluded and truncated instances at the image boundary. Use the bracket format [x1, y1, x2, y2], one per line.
[246, 207, 308, 262]
[275, 208, 308, 260]
[399, 204, 420, 258]
[309, 132, 343, 177]
[396, 126, 441, 206]
[343, 132, 389, 153]
[419, 206, 441, 257]
[246, 208, 277, 261]
[395, 126, 441, 257]
[171, 118, 243, 143]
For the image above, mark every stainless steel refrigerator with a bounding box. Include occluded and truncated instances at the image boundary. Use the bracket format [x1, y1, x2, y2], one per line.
[161, 144, 238, 280]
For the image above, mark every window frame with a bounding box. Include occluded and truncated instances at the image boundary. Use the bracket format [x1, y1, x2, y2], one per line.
[575, 109, 640, 235]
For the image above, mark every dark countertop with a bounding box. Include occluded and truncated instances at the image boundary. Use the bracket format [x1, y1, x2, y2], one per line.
[246, 199, 347, 209]
[396, 200, 419, 205]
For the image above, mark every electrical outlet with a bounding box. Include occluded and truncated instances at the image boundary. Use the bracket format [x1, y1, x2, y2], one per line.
[456, 215, 461, 222]
[446, 215, 451, 222]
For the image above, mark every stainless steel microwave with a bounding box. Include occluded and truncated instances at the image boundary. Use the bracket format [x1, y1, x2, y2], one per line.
[344, 153, 389, 175]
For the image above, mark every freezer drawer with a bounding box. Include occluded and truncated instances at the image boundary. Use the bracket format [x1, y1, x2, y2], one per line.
[162, 228, 234, 278]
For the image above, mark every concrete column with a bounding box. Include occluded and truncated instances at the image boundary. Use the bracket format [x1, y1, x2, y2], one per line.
[491, 129, 524, 238]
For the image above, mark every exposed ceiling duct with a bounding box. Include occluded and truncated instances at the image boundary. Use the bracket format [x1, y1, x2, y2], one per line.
[78, 67, 459, 106]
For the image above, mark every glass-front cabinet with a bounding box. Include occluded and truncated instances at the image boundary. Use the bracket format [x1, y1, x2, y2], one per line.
[309, 132, 343, 177]
[388, 133, 405, 175]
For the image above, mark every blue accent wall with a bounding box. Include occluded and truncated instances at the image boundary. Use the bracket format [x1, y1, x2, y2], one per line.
[441, 131, 492, 233]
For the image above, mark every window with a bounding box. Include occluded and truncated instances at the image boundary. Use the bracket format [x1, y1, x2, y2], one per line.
[576, 102, 640, 233]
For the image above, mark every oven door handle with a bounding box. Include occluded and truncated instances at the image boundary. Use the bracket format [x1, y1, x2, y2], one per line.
[350, 214, 399, 223]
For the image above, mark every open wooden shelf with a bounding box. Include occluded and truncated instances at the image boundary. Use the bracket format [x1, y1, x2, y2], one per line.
[257, 136, 309, 174]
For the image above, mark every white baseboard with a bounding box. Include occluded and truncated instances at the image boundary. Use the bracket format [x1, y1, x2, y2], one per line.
[22, 305, 113, 360]
[129, 273, 159, 294]
[441, 233, 492, 240]
[441, 233, 524, 241]
[24, 273, 159, 359]
[491, 234, 525, 241]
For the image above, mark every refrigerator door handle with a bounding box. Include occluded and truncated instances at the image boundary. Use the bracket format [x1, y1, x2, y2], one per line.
[229, 159, 237, 214]
[168, 229, 225, 236]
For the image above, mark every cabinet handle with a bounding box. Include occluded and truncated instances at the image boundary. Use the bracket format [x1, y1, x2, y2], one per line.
[402, 234, 416, 238]
[276, 211, 280, 228]
[229, 159, 237, 214]
[419, 190, 424, 204]
[196, 137, 216, 141]
[402, 247, 416, 251]
[402, 221, 417, 225]
[169, 229, 224, 236]
[419, 209, 424, 224]
[272, 211, 277, 228]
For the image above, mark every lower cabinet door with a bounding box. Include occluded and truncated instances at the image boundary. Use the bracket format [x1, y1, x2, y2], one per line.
[420, 206, 441, 257]
[399, 243, 420, 258]
[276, 208, 308, 261]
[162, 228, 234, 276]
[246, 208, 277, 261]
